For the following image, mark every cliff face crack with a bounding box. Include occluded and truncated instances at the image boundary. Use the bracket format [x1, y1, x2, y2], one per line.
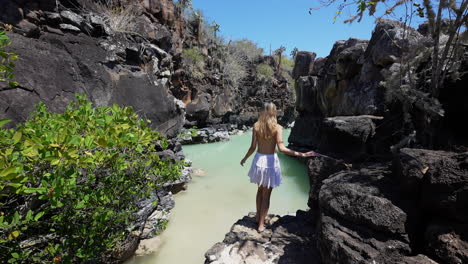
[0, 85, 42, 99]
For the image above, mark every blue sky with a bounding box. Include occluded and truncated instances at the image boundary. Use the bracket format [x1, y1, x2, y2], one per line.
[191, 0, 424, 58]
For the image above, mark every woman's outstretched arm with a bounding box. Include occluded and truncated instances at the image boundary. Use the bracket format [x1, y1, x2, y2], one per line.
[240, 129, 257, 166]
[276, 126, 315, 157]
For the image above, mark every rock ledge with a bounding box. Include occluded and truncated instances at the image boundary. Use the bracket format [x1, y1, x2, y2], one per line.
[204, 211, 319, 264]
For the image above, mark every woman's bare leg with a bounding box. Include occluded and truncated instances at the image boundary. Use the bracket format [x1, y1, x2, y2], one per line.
[256, 186, 263, 223]
[258, 187, 273, 232]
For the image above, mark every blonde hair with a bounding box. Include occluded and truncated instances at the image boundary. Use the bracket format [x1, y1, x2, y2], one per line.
[255, 103, 278, 139]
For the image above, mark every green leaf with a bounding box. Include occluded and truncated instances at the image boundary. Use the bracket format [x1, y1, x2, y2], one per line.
[11, 252, 19, 259]
[97, 137, 107, 147]
[0, 166, 17, 177]
[68, 135, 82, 146]
[136, 144, 143, 153]
[8, 230, 20, 240]
[13, 131, 22, 144]
[22, 147, 39, 158]
[23, 187, 47, 194]
[25, 210, 33, 221]
[84, 136, 94, 147]
[34, 211, 44, 221]
[75, 200, 85, 209]
[0, 118, 11, 128]
[68, 150, 79, 159]
[9, 81, 18, 87]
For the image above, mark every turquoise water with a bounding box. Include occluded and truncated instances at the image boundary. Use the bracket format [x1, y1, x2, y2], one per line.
[129, 129, 309, 264]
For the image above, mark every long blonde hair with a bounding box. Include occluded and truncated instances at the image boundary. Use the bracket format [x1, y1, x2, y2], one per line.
[255, 103, 278, 139]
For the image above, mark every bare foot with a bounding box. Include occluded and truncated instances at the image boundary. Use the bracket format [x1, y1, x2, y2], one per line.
[257, 225, 265, 232]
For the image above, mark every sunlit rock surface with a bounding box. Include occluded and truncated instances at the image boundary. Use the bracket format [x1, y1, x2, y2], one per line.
[204, 211, 318, 264]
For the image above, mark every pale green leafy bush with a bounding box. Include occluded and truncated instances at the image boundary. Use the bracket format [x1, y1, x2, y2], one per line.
[229, 39, 263, 62]
[182, 48, 205, 80]
[0, 95, 183, 263]
[256, 63, 274, 81]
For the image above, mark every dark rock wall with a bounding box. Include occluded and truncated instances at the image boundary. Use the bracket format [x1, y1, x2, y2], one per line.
[0, 0, 187, 137]
[289, 18, 468, 264]
[304, 149, 467, 264]
[289, 19, 467, 158]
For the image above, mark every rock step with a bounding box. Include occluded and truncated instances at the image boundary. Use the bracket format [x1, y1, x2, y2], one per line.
[204, 211, 319, 264]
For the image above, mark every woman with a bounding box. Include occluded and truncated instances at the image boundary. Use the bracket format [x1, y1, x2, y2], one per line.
[240, 103, 315, 232]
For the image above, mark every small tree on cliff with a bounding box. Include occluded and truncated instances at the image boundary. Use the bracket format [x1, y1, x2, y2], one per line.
[290, 47, 299, 59]
[275, 46, 286, 74]
[176, 0, 193, 15]
[194, 10, 204, 42]
[313, 0, 468, 96]
[212, 21, 220, 39]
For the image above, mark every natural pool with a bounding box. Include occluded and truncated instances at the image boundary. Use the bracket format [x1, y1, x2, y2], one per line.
[128, 129, 309, 264]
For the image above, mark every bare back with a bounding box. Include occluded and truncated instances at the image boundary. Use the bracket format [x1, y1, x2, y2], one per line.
[253, 124, 283, 155]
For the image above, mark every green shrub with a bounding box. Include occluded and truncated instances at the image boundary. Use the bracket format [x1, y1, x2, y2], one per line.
[256, 63, 274, 81]
[0, 94, 183, 263]
[279, 56, 294, 68]
[0, 30, 18, 87]
[182, 48, 205, 80]
[230, 39, 263, 62]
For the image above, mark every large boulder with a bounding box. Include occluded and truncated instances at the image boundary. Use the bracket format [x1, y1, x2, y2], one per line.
[318, 164, 423, 263]
[316, 38, 370, 116]
[307, 156, 348, 211]
[185, 92, 211, 126]
[288, 115, 322, 149]
[319, 215, 412, 264]
[335, 40, 367, 80]
[294, 76, 322, 115]
[366, 19, 428, 67]
[289, 115, 379, 160]
[310, 57, 327, 76]
[292, 51, 316, 79]
[393, 148, 468, 262]
[394, 149, 468, 222]
[320, 116, 377, 159]
[421, 151, 468, 223]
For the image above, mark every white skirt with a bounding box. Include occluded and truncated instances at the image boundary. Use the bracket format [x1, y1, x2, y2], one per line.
[248, 152, 282, 188]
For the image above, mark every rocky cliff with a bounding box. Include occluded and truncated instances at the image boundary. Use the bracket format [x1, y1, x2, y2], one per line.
[289, 19, 467, 158]
[0, 0, 294, 138]
[206, 19, 468, 264]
